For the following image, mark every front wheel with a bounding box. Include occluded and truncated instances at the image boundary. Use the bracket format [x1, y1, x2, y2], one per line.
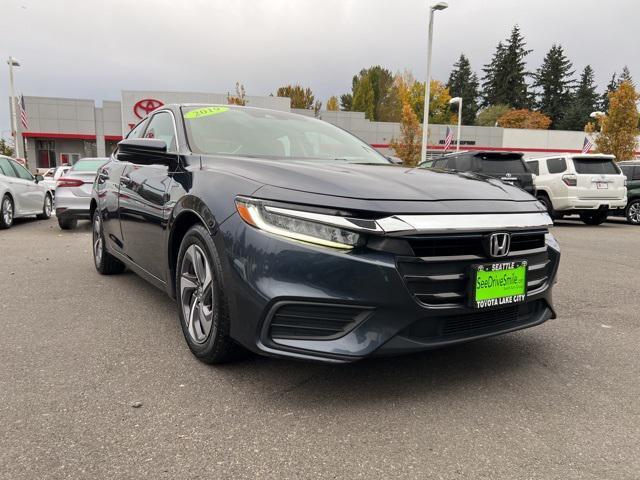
[580, 211, 608, 225]
[625, 199, 640, 225]
[37, 193, 53, 220]
[176, 224, 239, 364]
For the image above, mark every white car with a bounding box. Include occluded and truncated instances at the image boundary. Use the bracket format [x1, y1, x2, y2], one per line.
[55, 157, 107, 230]
[42, 165, 71, 194]
[0, 155, 53, 229]
[526, 154, 627, 225]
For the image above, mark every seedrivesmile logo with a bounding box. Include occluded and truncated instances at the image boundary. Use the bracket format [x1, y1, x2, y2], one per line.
[133, 98, 164, 119]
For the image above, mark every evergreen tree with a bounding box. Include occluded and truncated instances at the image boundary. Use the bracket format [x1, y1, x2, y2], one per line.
[447, 54, 480, 124]
[350, 66, 398, 121]
[557, 65, 599, 131]
[533, 44, 575, 128]
[601, 73, 618, 111]
[339, 93, 353, 111]
[482, 26, 532, 108]
[619, 66, 634, 86]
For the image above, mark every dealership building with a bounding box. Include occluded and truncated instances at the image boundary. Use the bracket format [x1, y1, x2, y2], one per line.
[10, 90, 622, 170]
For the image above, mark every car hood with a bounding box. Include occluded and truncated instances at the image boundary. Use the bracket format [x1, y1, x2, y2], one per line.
[200, 156, 535, 202]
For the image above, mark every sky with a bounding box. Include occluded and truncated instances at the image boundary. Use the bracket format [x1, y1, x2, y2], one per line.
[2, 0, 639, 137]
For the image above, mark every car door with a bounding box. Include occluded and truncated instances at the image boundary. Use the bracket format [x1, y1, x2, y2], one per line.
[118, 111, 178, 281]
[0, 157, 25, 214]
[10, 160, 45, 212]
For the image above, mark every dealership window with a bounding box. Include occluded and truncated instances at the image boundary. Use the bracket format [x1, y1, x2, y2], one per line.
[546, 158, 567, 174]
[36, 140, 56, 169]
[60, 153, 81, 165]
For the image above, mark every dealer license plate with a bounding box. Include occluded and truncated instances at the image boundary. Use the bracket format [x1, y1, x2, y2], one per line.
[471, 261, 527, 309]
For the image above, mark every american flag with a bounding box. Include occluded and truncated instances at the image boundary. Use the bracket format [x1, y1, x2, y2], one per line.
[581, 135, 593, 154]
[443, 126, 453, 151]
[19, 95, 28, 130]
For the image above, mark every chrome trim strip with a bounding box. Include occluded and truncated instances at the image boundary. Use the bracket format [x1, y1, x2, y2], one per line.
[380, 212, 552, 234]
[263, 204, 552, 235]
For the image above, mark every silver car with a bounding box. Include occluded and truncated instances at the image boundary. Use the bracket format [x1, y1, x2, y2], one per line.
[0, 155, 53, 229]
[55, 157, 107, 230]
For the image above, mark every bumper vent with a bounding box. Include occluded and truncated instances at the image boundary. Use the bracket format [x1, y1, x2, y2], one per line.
[403, 300, 546, 342]
[268, 303, 372, 341]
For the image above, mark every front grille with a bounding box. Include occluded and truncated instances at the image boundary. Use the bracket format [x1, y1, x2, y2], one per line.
[268, 303, 372, 341]
[397, 231, 550, 308]
[403, 300, 546, 342]
[405, 231, 545, 258]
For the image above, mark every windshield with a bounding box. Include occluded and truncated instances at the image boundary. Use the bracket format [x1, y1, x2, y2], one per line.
[573, 158, 620, 175]
[70, 159, 106, 172]
[182, 105, 390, 164]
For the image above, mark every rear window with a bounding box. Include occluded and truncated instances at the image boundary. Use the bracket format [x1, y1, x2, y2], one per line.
[573, 158, 619, 175]
[480, 159, 527, 174]
[547, 158, 567, 174]
[70, 159, 106, 172]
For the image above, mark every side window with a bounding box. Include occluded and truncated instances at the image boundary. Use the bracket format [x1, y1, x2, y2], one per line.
[10, 160, 34, 180]
[0, 158, 17, 177]
[528, 161, 540, 175]
[633, 166, 640, 181]
[547, 158, 567, 174]
[127, 120, 147, 139]
[143, 112, 177, 152]
[433, 158, 448, 168]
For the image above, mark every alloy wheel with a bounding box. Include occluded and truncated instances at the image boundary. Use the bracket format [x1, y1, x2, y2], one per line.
[45, 195, 52, 216]
[180, 244, 214, 344]
[2, 198, 13, 226]
[628, 202, 640, 225]
[93, 214, 103, 267]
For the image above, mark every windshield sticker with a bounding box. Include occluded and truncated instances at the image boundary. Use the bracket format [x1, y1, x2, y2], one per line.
[184, 106, 229, 119]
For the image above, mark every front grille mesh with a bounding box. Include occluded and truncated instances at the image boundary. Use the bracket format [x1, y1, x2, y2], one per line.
[397, 231, 550, 308]
[269, 304, 371, 341]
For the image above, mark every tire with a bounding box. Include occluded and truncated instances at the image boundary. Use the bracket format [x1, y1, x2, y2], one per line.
[37, 193, 53, 220]
[537, 194, 562, 220]
[58, 216, 78, 230]
[625, 199, 640, 225]
[580, 211, 608, 225]
[175, 224, 239, 364]
[92, 210, 125, 274]
[0, 194, 14, 229]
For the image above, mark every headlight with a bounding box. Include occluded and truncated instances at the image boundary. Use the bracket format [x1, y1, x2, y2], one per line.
[235, 198, 363, 249]
[545, 232, 560, 252]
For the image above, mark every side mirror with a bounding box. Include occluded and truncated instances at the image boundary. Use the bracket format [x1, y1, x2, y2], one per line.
[116, 138, 170, 165]
[35, 174, 44, 182]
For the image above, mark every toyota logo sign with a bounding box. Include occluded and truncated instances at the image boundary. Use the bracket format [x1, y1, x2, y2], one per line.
[133, 98, 164, 119]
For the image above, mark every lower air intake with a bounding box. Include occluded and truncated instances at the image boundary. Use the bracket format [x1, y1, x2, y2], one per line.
[269, 303, 372, 341]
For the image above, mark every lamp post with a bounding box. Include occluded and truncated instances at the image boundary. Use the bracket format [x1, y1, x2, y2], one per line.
[7, 57, 20, 155]
[449, 96, 462, 151]
[420, 2, 448, 164]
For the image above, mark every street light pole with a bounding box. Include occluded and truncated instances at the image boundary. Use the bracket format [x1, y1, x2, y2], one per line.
[420, 2, 448, 165]
[7, 57, 20, 155]
[449, 97, 462, 151]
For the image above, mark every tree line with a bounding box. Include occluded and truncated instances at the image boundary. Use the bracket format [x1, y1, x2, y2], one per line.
[276, 25, 634, 132]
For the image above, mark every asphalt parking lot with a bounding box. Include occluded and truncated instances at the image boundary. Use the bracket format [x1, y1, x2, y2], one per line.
[1, 217, 639, 479]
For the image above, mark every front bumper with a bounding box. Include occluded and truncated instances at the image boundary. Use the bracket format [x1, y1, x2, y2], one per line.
[220, 215, 560, 363]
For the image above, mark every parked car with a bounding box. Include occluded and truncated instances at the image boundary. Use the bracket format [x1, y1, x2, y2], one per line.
[0, 155, 52, 229]
[526, 154, 627, 225]
[42, 165, 71, 195]
[618, 161, 640, 225]
[55, 157, 107, 230]
[91, 104, 560, 364]
[420, 151, 536, 195]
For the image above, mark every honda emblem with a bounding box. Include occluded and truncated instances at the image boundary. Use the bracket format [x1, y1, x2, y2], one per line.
[488, 233, 511, 258]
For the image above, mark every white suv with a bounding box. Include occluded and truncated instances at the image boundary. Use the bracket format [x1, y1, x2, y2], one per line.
[526, 154, 627, 225]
